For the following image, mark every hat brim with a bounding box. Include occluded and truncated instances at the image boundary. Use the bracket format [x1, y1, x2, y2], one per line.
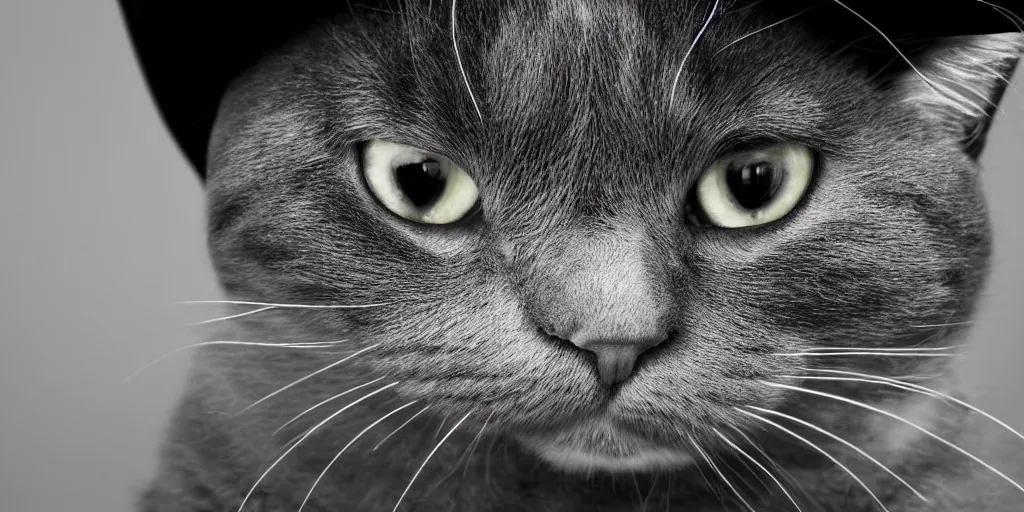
[118, 0, 1023, 180]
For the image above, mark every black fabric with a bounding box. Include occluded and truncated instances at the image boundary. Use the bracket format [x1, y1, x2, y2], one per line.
[117, 0, 1024, 180]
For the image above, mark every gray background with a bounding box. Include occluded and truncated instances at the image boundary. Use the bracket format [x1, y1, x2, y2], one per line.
[0, 2, 1020, 512]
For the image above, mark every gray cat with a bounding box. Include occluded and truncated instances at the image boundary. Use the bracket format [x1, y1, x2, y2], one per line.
[135, 0, 1024, 510]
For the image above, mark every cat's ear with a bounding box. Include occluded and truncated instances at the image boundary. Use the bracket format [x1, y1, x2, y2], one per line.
[892, 33, 1024, 158]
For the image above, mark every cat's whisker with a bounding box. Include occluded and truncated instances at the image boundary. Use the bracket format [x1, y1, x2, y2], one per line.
[238, 343, 381, 414]
[119, 340, 348, 384]
[715, 2, 824, 54]
[744, 405, 928, 502]
[714, 428, 803, 512]
[727, 0, 764, 14]
[668, 0, 720, 110]
[776, 351, 956, 358]
[730, 428, 821, 509]
[461, 411, 493, 478]
[179, 299, 395, 309]
[799, 369, 1024, 445]
[237, 382, 400, 512]
[974, 0, 1024, 33]
[373, 405, 432, 452]
[392, 410, 474, 512]
[759, 380, 1024, 494]
[911, 321, 974, 329]
[450, 0, 483, 123]
[424, 410, 495, 496]
[189, 306, 277, 326]
[801, 345, 958, 352]
[689, 435, 757, 512]
[271, 377, 386, 436]
[297, 400, 420, 512]
[828, 0, 989, 118]
[734, 408, 891, 512]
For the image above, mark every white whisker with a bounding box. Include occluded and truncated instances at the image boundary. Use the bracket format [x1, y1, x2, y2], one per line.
[297, 400, 419, 512]
[800, 369, 1024, 445]
[239, 344, 380, 414]
[735, 408, 891, 512]
[715, 429, 803, 511]
[911, 321, 974, 329]
[373, 405, 432, 451]
[716, 2, 823, 54]
[392, 410, 473, 512]
[120, 340, 347, 384]
[803, 346, 957, 352]
[189, 306, 277, 326]
[451, 0, 483, 122]
[745, 405, 928, 502]
[237, 382, 400, 512]
[461, 411, 493, 478]
[272, 377, 386, 436]
[668, 0, 720, 109]
[760, 380, 1024, 494]
[828, 0, 987, 117]
[690, 435, 756, 512]
[730, 427, 820, 508]
[976, 0, 1024, 32]
[179, 299, 394, 309]
[778, 350, 954, 358]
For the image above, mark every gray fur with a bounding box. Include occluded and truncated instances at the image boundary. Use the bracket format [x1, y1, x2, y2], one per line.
[140, 1, 1024, 510]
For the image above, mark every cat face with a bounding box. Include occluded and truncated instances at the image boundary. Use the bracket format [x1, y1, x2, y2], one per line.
[204, 0, 1022, 473]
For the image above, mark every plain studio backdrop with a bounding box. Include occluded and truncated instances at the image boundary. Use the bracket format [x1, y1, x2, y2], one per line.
[0, 2, 1022, 512]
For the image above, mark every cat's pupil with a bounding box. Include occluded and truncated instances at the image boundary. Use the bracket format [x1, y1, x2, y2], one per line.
[725, 161, 783, 210]
[395, 160, 446, 208]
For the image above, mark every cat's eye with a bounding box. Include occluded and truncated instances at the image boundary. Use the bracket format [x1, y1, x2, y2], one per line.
[362, 139, 480, 225]
[691, 143, 814, 228]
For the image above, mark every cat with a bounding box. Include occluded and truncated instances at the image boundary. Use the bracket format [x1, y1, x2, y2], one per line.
[136, 0, 1024, 510]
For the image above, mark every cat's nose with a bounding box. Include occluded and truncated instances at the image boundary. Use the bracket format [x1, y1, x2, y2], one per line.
[568, 331, 668, 387]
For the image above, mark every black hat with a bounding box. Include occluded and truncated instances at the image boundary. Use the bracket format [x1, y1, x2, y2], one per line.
[118, 0, 1023, 181]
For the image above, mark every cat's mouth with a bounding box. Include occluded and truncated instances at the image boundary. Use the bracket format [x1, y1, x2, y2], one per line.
[517, 415, 694, 473]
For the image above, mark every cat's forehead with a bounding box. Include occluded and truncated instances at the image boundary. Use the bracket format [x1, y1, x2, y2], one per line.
[302, 0, 856, 222]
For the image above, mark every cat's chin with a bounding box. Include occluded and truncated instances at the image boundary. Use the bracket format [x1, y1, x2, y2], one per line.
[517, 418, 694, 474]
[529, 442, 695, 474]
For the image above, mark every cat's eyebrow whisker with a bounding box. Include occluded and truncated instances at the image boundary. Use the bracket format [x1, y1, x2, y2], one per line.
[373, 405, 432, 452]
[189, 306, 277, 326]
[236, 382, 400, 512]
[668, 0, 720, 110]
[744, 405, 928, 502]
[392, 409, 474, 512]
[689, 435, 757, 512]
[726, 0, 765, 14]
[714, 429, 804, 511]
[796, 369, 1024, 445]
[119, 340, 348, 384]
[759, 380, 1024, 494]
[975, 0, 1024, 33]
[450, 0, 483, 123]
[271, 377, 386, 436]
[828, 0, 989, 118]
[297, 400, 420, 512]
[735, 408, 892, 511]
[238, 343, 381, 414]
[775, 351, 956, 358]
[715, 1, 824, 54]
